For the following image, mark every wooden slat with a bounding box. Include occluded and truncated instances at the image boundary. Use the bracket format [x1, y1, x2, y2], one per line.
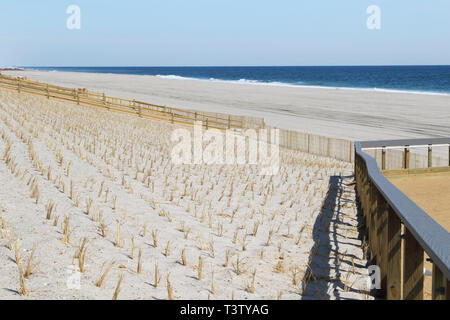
[376, 192, 388, 297]
[387, 206, 402, 300]
[432, 264, 450, 300]
[402, 228, 424, 300]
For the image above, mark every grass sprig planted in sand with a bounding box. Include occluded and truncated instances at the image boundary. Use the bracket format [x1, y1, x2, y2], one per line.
[115, 222, 121, 247]
[96, 260, 116, 288]
[166, 273, 174, 300]
[197, 256, 204, 280]
[154, 262, 161, 288]
[61, 216, 71, 245]
[25, 245, 39, 279]
[180, 248, 187, 266]
[45, 200, 55, 220]
[151, 229, 158, 248]
[112, 273, 124, 300]
[137, 248, 143, 274]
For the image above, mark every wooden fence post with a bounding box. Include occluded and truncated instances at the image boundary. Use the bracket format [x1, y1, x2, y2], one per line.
[307, 134, 311, 154]
[432, 264, 450, 300]
[376, 192, 389, 297]
[427, 145, 433, 168]
[404, 146, 410, 169]
[228, 115, 231, 129]
[46, 84, 49, 99]
[402, 228, 424, 300]
[382, 147, 386, 170]
[17, 78, 21, 93]
[103, 93, 109, 110]
[327, 138, 331, 157]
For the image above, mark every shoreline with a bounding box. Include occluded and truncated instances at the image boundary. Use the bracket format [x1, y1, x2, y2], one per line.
[20, 67, 450, 97]
[3, 69, 450, 141]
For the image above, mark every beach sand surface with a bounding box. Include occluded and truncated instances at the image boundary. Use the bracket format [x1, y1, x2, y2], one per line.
[4, 70, 450, 141]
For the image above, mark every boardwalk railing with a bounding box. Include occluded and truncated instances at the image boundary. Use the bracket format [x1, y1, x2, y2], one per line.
[355, 138, 450, 300]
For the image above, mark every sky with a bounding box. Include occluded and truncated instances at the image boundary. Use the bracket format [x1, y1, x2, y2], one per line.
[1, 0, 450, 66]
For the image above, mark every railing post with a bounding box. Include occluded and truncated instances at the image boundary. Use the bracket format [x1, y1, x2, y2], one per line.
[404, 146, 410, 169]
[382, 147, 386, 170]
[17, 78, 21, 93]
[428, 145, 433, 168]
[402, 228, 424, 300]
[369, 183, 378, 265]
[432, 264, 450, 300]
[76, 90, 80, 105]
[376, 192, 389, 297]
[387, 206, 402, 300]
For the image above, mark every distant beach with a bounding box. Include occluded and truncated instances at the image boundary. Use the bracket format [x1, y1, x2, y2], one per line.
[4, 68, 450, 141]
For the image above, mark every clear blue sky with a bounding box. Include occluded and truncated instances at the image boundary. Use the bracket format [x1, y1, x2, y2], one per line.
[1, 0, 449, 66]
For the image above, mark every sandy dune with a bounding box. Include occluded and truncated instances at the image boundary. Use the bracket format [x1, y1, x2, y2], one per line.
[0, 90, 371, 300]
[4, 70, 450, 141]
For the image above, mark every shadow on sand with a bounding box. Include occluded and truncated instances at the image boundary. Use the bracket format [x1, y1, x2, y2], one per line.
[301, 175, 368, 300]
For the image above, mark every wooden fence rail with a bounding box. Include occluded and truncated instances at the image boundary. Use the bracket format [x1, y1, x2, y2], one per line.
[355, 138, 450, 300]
[0, 74, 257, 131]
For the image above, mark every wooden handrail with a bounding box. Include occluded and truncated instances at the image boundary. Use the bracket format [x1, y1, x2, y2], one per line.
[355, 139, 450, 300]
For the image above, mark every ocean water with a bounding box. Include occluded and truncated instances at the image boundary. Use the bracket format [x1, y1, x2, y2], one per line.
[23, 66, 450, 95]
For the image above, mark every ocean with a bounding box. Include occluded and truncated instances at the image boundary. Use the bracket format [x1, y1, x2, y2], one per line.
[22, 66, 450, 95]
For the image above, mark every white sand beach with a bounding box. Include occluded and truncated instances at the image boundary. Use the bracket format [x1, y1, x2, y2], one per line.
[0, 90, 372, 300]
[4, 70, 450, 141]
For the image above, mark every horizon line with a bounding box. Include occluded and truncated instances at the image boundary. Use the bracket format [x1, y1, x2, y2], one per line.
[14, 64, 450, 68]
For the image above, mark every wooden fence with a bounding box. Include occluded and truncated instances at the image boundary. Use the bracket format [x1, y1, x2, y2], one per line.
[355, 138, 450, 300]
[0, 73, 355, 162]
[0, 74, 263, 131]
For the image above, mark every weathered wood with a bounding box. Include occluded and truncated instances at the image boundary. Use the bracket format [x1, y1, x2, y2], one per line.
[432, 264, 450, 300]
[428, 146, 433, 168]
[369, 183, 378, 264]
[404, 146, 410, 169]
[382, 166, 450, 177]
[376, 192, 388, 297]
[402, 228, 424, 300]
[382, 147, 386, 170]
[386, 207, 402, 300]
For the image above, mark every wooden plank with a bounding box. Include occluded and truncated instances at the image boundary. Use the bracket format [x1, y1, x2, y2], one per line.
[432, 264, 450, 300]
[404, 147, 410, 169]
[382, 166, 450, 177]
[428, 146, 433, 168]
[387, 207, 402, 300]
[376, 192, 388, 297]
[402, 228, 424, 300]
[369, 182, 378, 265]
